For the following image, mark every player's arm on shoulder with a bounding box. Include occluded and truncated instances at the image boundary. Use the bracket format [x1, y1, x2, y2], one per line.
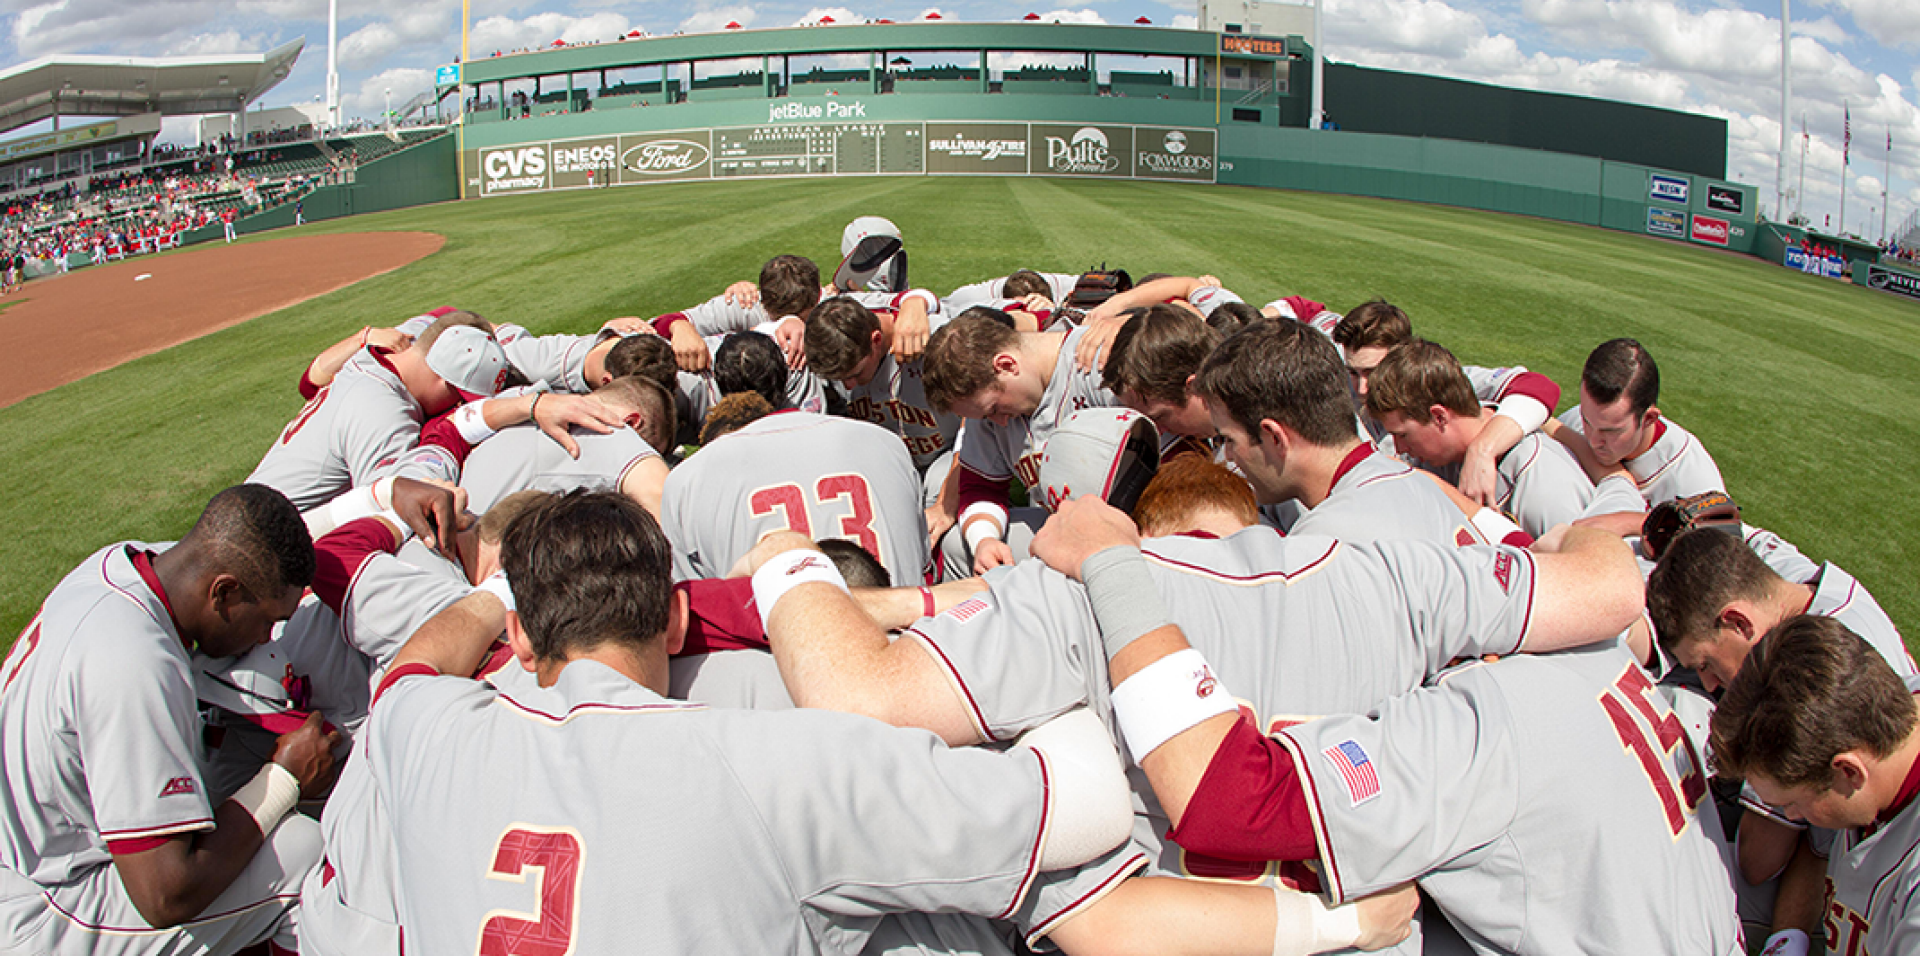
[738, 532, 983, 746]
[386, 587, 510, 684]
[1518, 525, 1642, 652]
[1048, 877, 1417, 956]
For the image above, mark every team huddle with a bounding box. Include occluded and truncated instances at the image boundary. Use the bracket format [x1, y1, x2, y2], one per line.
[2, 215, 1914, 956]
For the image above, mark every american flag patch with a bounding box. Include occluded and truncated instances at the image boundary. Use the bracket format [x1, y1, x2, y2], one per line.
[1322, 740, 1381, 806]
[946, 598, 989, 623]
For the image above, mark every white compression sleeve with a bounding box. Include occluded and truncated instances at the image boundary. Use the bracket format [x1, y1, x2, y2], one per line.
[1012, 708, 1133, 870]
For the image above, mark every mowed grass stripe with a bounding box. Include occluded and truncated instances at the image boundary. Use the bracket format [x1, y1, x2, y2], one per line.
[2, 175, 1915, 652]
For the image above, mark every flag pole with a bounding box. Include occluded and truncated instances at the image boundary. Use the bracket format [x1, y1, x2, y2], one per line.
[1839, 102, 1849, 237]
[1776, 0, 1789, 221]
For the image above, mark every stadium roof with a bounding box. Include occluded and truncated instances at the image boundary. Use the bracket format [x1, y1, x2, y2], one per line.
[0, 38, 304, 137]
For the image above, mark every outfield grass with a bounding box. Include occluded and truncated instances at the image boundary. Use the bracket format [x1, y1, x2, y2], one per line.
[4, 175, 1916, 651]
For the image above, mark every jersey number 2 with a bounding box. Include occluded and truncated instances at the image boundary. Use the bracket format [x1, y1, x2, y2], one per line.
[476, 826, 583, 956]
[1599, 665, 1705, 837]
[749, 474, 879, 555]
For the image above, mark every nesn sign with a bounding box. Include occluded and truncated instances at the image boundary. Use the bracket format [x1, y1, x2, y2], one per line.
[1650, 175, 1690, 204]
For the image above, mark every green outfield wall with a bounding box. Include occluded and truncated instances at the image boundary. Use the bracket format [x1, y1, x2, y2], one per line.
[183, 133, 458, 243]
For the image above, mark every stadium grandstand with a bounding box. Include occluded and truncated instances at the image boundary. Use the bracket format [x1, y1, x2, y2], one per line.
[0, 40, 449, 274]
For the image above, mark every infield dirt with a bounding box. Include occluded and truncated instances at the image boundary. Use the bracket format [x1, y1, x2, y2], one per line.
[0, 231, 443, 408]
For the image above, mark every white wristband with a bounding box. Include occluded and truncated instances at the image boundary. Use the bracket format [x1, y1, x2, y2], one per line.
[1491, 393, 1549, 435]
[1470, 507, 1524, 545]
[303, 477, 397, 539]
[229, 762, 301, 836]
[1760, 930, 1810, 956]
[896, 289, 939, 313]
[373, 509, 415, 546]
[1270, 887, 1364, 956]
[963, 519, 1003, 555]
[475, 569, 515, 612]
[1108, 648, 1237, 765]
[751, 549, 849, 632]
[452, 399, 497, 445]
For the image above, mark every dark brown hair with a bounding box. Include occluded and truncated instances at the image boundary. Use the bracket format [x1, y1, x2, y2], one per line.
[501, 489, 674, 663]
[1194, 320, 1358, 446]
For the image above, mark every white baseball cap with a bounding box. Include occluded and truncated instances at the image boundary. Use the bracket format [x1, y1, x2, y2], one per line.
[842, 216, 901, 258]
[426, 325, 511, 401]
[1038, 408, 1161, 514]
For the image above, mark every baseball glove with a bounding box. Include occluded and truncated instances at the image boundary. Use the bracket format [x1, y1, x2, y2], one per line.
[1641, 490, 1741, 561]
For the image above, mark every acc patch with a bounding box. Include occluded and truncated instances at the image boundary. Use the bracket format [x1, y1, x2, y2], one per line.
[1492, 552, 1515, 594]
[158, 776, 197, 798]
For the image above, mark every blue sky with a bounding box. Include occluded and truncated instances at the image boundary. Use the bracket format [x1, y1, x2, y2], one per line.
[3, 0, 1914, 237]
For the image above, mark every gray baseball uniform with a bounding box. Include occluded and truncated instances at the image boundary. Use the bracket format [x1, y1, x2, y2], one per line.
[1556, 409, 1725, 506]
[668, 651, 794, 710]
[248, 348, 458, 511]
[0, 543, 318, 955]
[1290, 445, 1486, 548]
[844, 315, 960, 476]
[1818, 677, 1920, 956]
[493, 323, 604, 393]
[365, 660, 1089, 954]
[1197, 643, 1742, 954]
[313, 520, 473, 669]
[955, 326, 1117, 499]
[459, 422, 659, 514]
[909, 530, 1545, 953]
[1424, 431, 1596, 538]
[661, 410, 930, 582]
[704, 326, 833, 414]
[943, 273, 1078, 313]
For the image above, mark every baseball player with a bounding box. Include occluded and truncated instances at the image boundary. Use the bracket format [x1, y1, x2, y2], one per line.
[1710, 616, 1920, 956]
[804, 292, 960, 509]
[943, 268, 1081, 314]
[649, 254, 826, 372]
[458, 376, 672, 516]
[1364, 338, 1633, 537]
[249, 313, 506, 510]
[490, 315, 662, 394]
[352, 490, 1147, 955]
[1193, 319, 1498, 547]
[0, 485, 334, 955]
[760, 427, 1646, 954]
[1548, 338, 1726, 522]
[923, 313, 1122, 575]
[1031, 496, 1742, 955]
[659, 407, 930, 582]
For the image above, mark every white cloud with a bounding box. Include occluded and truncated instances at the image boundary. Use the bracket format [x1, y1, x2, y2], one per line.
[1037, 8, 1106, 24]
[1792, 16, 1850, 47]
[1171, 13, 1197, 28]
[794, 7, 862, 26]
[338, 8, 451, 69]
[342, 66, 430, 122]
[679, 6, 753, 33]
[165, 29, 261, 56]
[468, 11, 630, 55]
[1811, 0, 1920, 50]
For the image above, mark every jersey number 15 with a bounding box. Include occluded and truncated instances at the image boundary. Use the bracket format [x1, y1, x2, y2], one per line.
[1599, 665, 1706, 838]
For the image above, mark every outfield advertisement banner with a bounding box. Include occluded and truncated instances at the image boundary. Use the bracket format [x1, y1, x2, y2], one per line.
[1647, 207, 1686, 238]
[1650, 174, 1690, 204]
[1031, 125, 1134, 178]
[924, 123, 1030, 174]
[1689, 214, 1730, 247]
[1706, 184, 1744, 216]
[465, 121, 1215, 196]
[1862, 263, 1920, 300]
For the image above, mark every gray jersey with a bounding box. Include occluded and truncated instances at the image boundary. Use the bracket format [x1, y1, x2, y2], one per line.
[845, 315, 960, 474]
[1557, 409, 1725, 506]
[248, 349, 457, 511]
[366, 661, 1073, 954]
[668, 650, 795, 709]
[676, 291, 771, 335]
[1291, 446, 1486, 548]
[908, 531, 1541, 913]
[301, 746, 401, 956]
[943, 273, 1078, 313]
[703, 326, 833, 414]
[494, 324, 602, 393]
[1743, 525, 1818, 582]
[1262, 643, 1741, 954]
[661, 411, 930, 582]
[334, 533, 472, 669]
[1809, 562, 1914, 677]
[0, 543, 211, 887]
[1426, 431, 1595, 539]
[1820, 678, 1920, 956]
[459, 422, 659, 514]
[955, 326, 1117, 492]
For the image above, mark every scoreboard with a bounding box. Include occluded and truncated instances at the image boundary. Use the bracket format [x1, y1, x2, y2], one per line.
[714, 123, 924, 177]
